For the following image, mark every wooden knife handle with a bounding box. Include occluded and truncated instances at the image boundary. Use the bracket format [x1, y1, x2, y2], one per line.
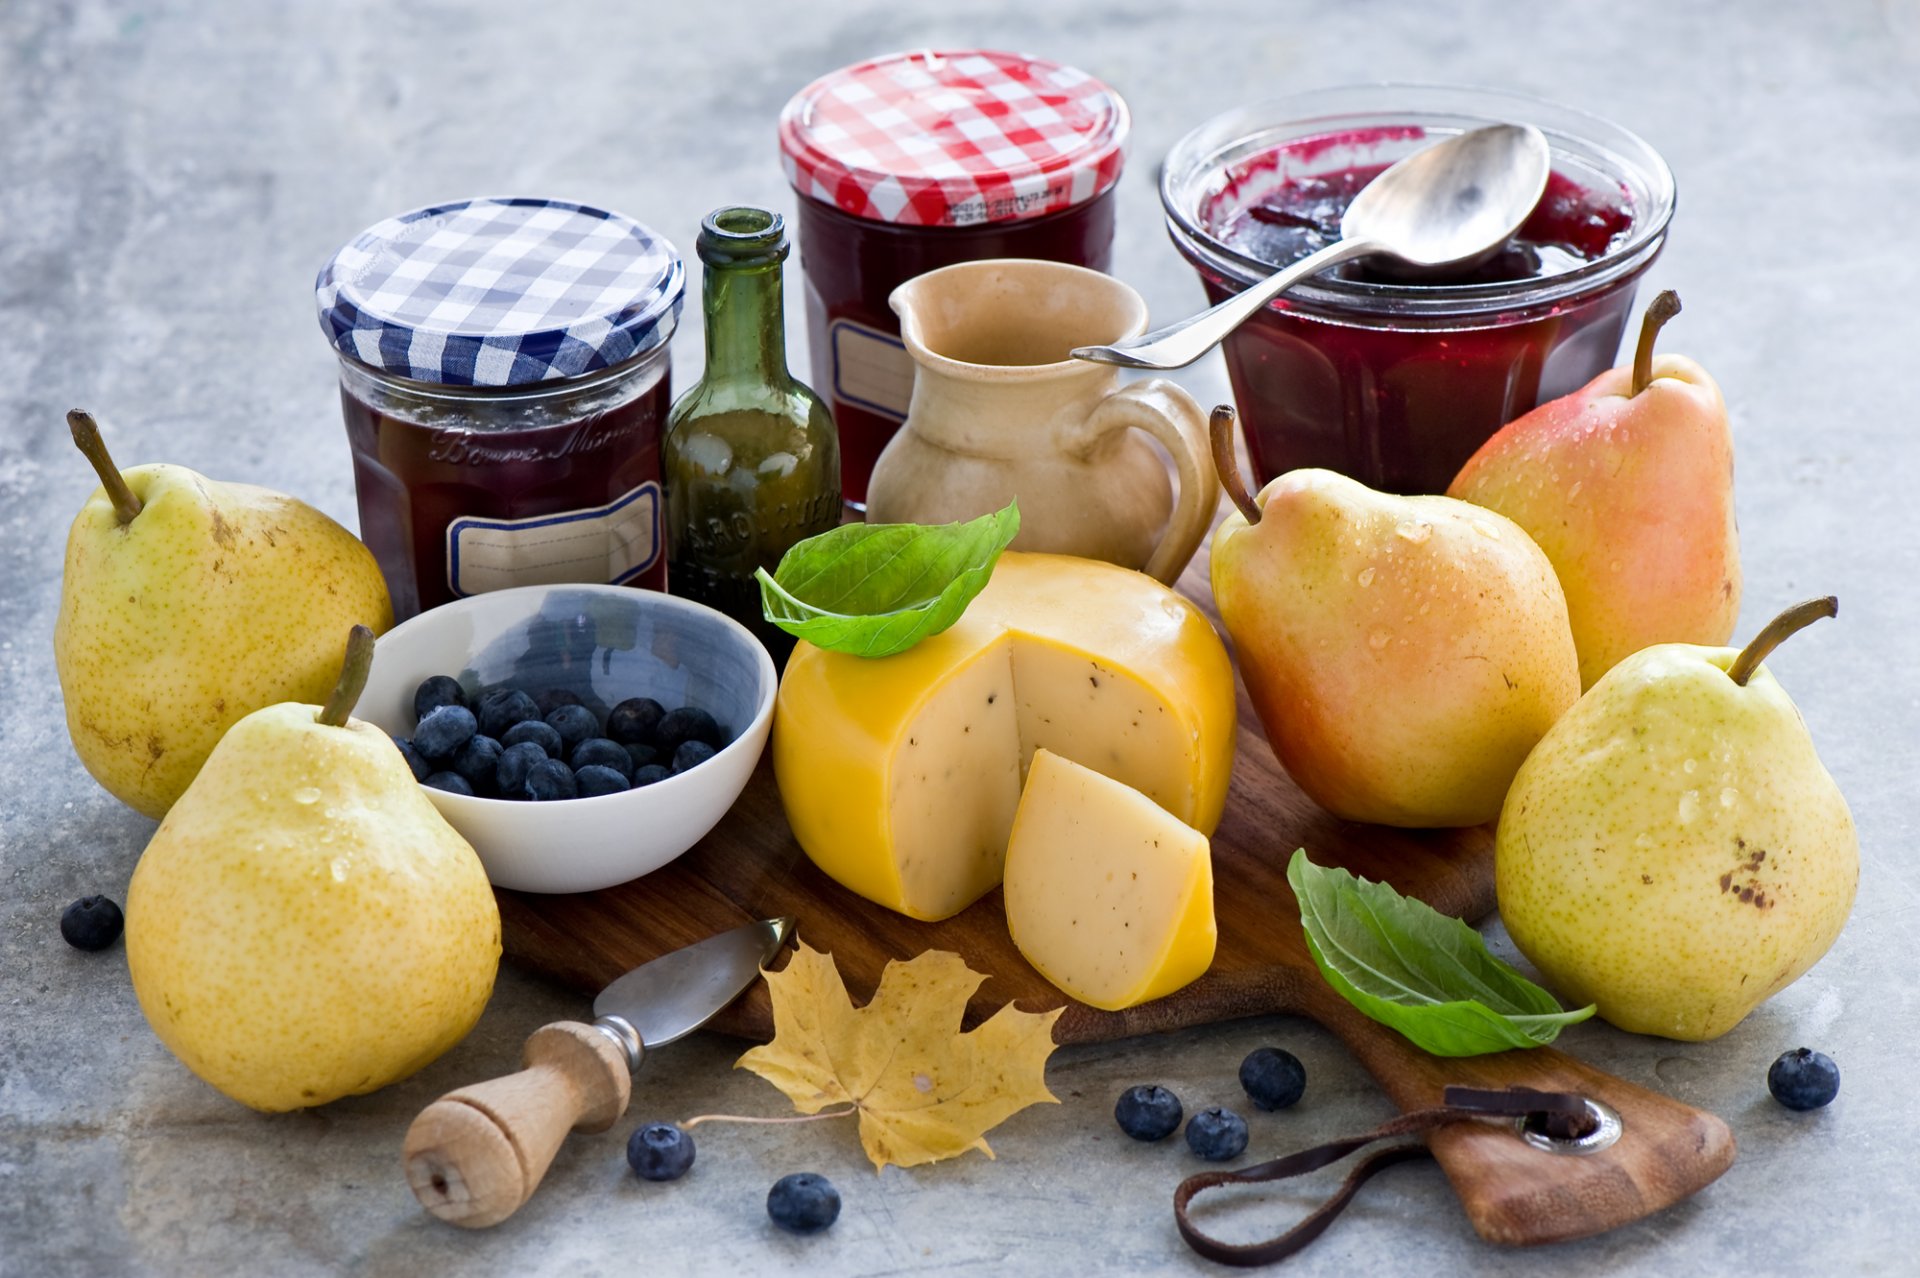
[403, 1022, 632, 1228]
[1305, 985, 1736, 1246]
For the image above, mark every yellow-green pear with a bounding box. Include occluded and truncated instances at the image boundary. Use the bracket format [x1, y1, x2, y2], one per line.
[1496, 599, 1857, 1041]
[126, 628, 499, 1112]
[55, 410, 394, 818]
[1208, 409, 1581, 828]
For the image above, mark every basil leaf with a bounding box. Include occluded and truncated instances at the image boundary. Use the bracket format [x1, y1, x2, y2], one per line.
[755, 501, 1021, 659]
[1287, 849, 1594, 1057]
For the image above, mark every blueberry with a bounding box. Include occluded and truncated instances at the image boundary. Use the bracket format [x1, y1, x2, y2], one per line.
[627, 1123, 695, 1181]
[476, 688, 540, 740]
[393, 737, 431, 782]
[572, 738, 633, 779]
[658, 706, 725, 750]
[1114, 1084, 1183, 1142]
[1768, 1048, 1841, 1111]
[414, 705, 478, 761]
[624, 742, 662, 773]
[607, 697, 665, 746]
[632, 764, 672, 788]
[767, 1172, 840, 1234]
[60, 896, 124, 951]
[672, 740, 717, 774]
[1239, 1047, 1306, 1112]
[412, 675, 468, 722]
[424, 771, 474, 796]
[545, 704, 600, 754]
[451, 735, 503, 794]
[495, 741, 549, 798]
[534, 687, 583, 717]
[1185, 1107, 1249, 1161]
[522, 758, 577, 801]
[576, 765, 631, 797]
[502, 719, 565, 759]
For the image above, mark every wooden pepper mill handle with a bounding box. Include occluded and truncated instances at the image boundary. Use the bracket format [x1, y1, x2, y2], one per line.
[403, 1022, 632, 1228]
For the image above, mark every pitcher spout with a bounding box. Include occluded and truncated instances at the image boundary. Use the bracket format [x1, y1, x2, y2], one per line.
[887, 258, 1147, 383]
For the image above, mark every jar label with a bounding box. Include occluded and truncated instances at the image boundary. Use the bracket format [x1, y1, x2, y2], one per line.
[828, 318, 913, 421]
[445, 482, 661, 597]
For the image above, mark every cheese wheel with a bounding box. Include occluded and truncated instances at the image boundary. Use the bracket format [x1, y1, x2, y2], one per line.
[773, 553, 1235, 920]
[1004, 750, 1216, 1010]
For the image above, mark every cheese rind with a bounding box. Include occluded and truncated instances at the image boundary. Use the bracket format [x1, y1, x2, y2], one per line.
[773, 553, 1235, 920]
[1003, 750, 1216, 1010]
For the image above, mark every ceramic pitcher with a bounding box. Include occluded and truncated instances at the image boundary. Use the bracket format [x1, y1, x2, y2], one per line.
[867, 260, 1215, 585]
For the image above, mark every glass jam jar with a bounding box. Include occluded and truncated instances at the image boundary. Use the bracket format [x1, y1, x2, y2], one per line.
[1161, 85, 1676, 495]
[779, 49, 1130, 507]
[316, 198, 684, 620]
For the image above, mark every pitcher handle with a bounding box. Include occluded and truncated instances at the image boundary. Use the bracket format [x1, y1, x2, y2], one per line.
[1081, 379, 1218, 585]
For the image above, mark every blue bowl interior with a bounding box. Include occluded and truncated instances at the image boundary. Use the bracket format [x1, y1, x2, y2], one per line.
[456, 588, 766, 746]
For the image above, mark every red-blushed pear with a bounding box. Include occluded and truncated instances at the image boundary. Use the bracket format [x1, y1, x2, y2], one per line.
[1449, 291, 1739, 689]
[1208, 408, 1581, 828]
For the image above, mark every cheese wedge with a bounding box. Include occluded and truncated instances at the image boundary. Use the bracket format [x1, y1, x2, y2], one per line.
[773, 552, 1235, 920]
[1004, 750, 1216, 1010]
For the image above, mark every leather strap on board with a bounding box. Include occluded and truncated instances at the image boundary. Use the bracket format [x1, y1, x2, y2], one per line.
[1173, 1087, 1594, 1267]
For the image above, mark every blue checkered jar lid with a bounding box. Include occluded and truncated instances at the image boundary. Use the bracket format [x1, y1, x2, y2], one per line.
[316, 197, 684, 388]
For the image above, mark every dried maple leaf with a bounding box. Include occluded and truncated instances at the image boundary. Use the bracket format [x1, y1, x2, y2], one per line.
[736, 939, 1062, 1170]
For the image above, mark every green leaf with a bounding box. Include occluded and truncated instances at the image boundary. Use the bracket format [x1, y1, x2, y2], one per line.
[755, 501, 1021, 659]
[1287, 849, 1594, 1057]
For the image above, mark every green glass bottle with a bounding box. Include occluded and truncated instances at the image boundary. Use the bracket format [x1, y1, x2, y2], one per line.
[665, 207, 841, 662]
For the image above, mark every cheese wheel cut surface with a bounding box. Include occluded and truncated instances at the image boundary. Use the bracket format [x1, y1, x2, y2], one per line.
[1004, 750, 1216, 1009]
[773, 552, 1235, 920]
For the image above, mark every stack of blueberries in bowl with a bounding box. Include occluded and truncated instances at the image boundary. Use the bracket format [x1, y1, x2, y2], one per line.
[356, 583, 777, 893]
[396, 674, 730, 801]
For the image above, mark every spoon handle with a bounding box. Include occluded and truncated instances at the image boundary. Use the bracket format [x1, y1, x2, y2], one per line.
[1072, 236, 1383, 371]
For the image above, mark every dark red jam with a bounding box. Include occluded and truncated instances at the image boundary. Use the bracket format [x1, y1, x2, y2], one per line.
[341, 364, 671, 620]
[793, 188, 1117, 506]
[1188, 144, 1649, 495]
[1222, 168, 1633, 287]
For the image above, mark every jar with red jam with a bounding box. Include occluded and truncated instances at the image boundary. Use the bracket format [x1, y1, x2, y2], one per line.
[1161, 85, 1676, 495]
[779, 49, 1130, 507]
[316, 197, 684, 620]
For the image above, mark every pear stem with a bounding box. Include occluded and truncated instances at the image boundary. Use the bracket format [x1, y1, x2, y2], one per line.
[318, 625, 377, 727]
[67, 410, 143, 524]
[1630, 290, 1682, 397]
[1210, 404, 1261, 525]
[1727, 597, 1837, 687]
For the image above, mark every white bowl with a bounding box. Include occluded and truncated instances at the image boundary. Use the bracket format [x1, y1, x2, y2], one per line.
[358, 584, 777, 893]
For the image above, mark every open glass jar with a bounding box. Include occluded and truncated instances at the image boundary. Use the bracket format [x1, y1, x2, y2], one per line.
[1162, 84, 1675, 494]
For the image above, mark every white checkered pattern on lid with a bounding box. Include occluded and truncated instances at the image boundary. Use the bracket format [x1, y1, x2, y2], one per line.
[316, 198, 684, 387]
[779, 50, 1129, 229]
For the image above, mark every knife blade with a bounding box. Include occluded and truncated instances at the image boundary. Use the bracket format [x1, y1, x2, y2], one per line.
[592, 916, 793, 1064]
[403, 917, 795, 1229]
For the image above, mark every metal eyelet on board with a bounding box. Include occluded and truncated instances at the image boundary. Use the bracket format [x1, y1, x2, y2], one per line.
[1516, 1098, 1623, 1155]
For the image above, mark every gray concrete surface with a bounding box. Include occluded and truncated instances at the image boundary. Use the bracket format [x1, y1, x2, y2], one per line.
[3, 2, 1916, 1274]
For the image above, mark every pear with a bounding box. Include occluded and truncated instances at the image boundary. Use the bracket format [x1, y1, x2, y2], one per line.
[55, 411, 394, 818]
[126, 627, 500, 1111]
[1449, 291, 1740, 688]
[1209, 409, 1581, 828]
[1496, 599, 1856, 1041]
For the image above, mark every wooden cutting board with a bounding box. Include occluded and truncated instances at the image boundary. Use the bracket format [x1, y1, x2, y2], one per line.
[497, 542, 1733, 1247]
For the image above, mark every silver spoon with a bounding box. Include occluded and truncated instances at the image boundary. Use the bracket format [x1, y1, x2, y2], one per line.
[1071, 123, 1552, 371]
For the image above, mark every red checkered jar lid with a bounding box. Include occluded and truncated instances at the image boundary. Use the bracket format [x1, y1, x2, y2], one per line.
[779, 49, 1130, 229]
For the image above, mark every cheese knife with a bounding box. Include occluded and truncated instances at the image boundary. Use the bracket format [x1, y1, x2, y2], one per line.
[403, 916, 794, 1228]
